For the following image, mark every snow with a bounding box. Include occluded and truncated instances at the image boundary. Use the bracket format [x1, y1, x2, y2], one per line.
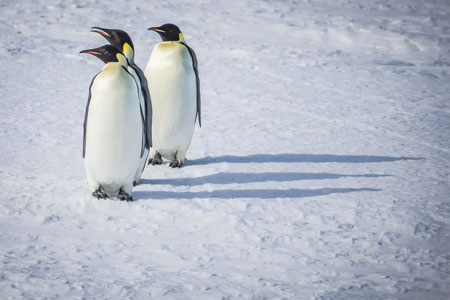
[1, 0, 450, 299]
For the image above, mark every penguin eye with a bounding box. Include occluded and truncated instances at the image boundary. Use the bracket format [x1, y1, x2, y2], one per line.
[101, 48, 110, 56]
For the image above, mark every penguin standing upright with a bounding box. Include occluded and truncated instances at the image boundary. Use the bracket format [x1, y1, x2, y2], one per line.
[80, 45, 144, 201]
[145, 23, 201, 168]
[90, 27, 152, 185]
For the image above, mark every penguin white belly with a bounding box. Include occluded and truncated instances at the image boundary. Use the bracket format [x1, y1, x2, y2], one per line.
[145, 42, 196, 160]
[84, 67, 142, 196]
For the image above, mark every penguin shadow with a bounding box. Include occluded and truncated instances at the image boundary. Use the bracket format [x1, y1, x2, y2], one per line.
[140, 172, 390, 187]
[187, 153, 422, 165]
[135, 153, 421, 200]
[134, 187, 382, 200]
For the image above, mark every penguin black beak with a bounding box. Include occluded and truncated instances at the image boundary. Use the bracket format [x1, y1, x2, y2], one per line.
[91, 26, 111, 37]
[79, 49, 101, 56]
[148, 27, 165, 33]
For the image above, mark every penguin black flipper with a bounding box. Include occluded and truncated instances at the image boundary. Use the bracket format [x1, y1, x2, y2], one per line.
[181, 42, 201, 127]
[122, 66, 146, 159]
[83, 72, 100, 158]
[132, 64, 153, 148]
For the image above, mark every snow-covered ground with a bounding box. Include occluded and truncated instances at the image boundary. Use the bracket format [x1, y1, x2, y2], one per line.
[1, 0, 450, 298]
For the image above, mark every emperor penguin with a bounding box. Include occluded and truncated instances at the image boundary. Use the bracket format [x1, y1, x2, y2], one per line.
[80, 45, 144, 201]
[145, 23, 201, 168]
[90, 27, 152, 186]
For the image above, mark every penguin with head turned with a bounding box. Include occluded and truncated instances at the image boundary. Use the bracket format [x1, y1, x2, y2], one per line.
[80, 45, 144, 201]
[90, 27, 152, 185]
[144, 23, 201, 168]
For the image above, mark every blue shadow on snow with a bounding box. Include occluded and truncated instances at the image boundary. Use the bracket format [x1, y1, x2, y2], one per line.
[134, 153, 421, 200]
[188, 153, 422, 165]
[134, 187, 381, 200]
[140, 172, 389, 186]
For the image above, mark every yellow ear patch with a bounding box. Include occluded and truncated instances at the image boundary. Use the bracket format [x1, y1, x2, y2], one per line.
[179, 33, 183, 41]
[116, 53, 122, 62]
[123, 43, 130, 53]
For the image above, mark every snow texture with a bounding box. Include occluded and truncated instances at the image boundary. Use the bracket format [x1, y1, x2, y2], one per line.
[1, 0, 450, 299]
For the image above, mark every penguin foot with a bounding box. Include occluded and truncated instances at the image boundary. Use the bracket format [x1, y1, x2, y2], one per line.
[148, 152, 163, 165]
[118, 188, 133, 202]
[133, 180, 138, 187]
[93, 188, 108, 200]
[169, 159, 184, 168]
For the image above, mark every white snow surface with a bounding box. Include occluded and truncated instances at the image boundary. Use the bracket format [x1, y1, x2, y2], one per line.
[1, 0, 450, 299]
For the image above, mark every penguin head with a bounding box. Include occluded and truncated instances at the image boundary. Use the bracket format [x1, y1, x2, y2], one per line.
[148, 23, 184, 42]
[80, 44, 128, 66]
[91, 27, 135, 62]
